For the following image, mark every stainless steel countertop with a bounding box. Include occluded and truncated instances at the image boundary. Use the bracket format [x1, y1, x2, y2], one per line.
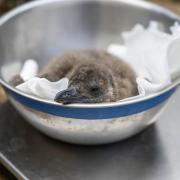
[0, 89, 180, 180]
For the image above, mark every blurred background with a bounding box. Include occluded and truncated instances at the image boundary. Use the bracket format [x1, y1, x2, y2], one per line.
[0, 0, 31, 15]
[0, 0, 180, 15]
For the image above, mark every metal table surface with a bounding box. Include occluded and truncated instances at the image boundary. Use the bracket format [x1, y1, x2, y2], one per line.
[0, 89, 180, 180]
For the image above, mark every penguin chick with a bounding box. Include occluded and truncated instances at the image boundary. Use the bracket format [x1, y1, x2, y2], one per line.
[39, 50, 138, 104]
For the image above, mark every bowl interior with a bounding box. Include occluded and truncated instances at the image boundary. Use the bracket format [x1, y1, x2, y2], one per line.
[0, 0, 179, 108]
[0, 0, 178, 78]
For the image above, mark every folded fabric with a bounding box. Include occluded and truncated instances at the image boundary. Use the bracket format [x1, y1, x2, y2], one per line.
[16, 59, 69, 100]
[16, 21, 180, 102]
[20, 59, 39, 81]
[108, 21, 180, 97]
[16, 77, 69, 100]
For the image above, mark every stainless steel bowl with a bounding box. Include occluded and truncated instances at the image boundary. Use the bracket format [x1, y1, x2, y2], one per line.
[0, 0, 179, 145]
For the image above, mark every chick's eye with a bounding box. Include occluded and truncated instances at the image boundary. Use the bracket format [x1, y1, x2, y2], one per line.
[89, 86, 101, 96]
[90, 87, 99, 92]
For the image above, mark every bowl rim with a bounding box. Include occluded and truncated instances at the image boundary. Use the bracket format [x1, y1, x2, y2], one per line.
[0, 0, 180, 108]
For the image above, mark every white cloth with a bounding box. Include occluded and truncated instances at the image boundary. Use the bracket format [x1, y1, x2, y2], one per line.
[16, 77, 69, 100]
[16, 21, 180, 102]
[108, 21, 180, 98]
[16, 59, 69, 100]
[20, 59, 39, 81]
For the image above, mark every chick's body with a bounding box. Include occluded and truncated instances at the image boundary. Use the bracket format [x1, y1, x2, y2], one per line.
[39, 50, 138, 103]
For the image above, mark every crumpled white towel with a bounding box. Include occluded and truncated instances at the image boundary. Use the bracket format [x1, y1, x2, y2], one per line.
[16, 59, 69, 100]
[16, 21, 180, 102]
[20, 59, 39, 81]
[16, 77, 69, 100]
[108, 21, 180, 97]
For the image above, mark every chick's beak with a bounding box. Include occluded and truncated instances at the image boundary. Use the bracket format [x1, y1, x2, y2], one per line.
[54, 86, 82, 104]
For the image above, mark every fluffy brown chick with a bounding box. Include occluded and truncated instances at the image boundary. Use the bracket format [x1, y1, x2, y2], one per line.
[10, 50, 138, 104]
[39, 50, 138, 104]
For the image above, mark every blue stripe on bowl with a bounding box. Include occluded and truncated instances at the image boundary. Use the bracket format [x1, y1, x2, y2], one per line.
[7, 87, 176, 120]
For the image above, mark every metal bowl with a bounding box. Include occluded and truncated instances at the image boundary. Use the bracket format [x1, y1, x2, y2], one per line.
[0, 0, 179, 145]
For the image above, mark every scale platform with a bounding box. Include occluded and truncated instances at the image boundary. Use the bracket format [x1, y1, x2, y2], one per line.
[0, 90, 180, 180]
